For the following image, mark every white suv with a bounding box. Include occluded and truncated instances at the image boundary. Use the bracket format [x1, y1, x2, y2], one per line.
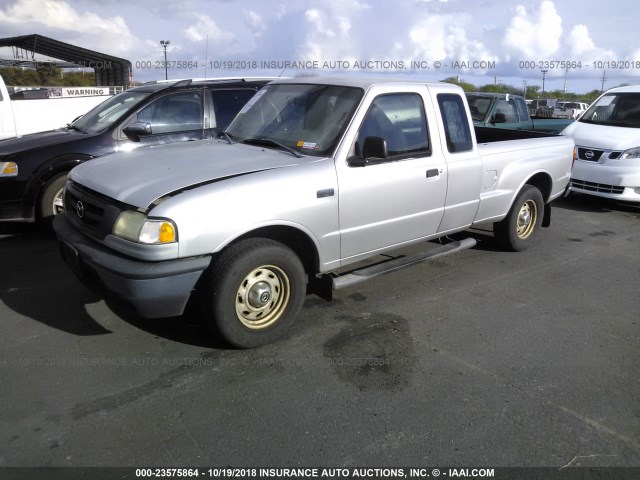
[562, 85, 640, 202]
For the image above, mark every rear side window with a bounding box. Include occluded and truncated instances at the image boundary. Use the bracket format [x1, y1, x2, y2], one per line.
[210, 89, 258, 129]
[437, 93, 473, 153]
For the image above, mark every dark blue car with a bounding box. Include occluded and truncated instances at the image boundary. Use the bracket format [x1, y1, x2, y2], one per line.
[0, 78, 270, 223]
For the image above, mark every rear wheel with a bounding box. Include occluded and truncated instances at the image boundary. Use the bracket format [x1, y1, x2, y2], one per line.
[200, 238, 306, 348]
[38, 174, 68, 224]
[494, 185, 544, 251]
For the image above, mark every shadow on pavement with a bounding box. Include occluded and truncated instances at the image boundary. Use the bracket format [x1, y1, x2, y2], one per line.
[553, 193, 640, 215]
[1, 221, 232, 348]
[0, 222, 111, 335]
[106, 300, 231, 350]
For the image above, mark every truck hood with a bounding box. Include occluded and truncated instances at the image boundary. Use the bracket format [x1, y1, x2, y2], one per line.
[562, 121, 640, 150]
[69, 139, 312, 208]
[0, 128, 89, 156]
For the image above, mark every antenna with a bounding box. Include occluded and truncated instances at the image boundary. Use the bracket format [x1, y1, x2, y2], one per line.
[204, 35, 209, 80]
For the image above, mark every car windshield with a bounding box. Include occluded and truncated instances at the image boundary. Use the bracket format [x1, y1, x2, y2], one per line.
[71, 90, 151, 134]
[225, 84, 363, 157]
[579, 93, 640, 128]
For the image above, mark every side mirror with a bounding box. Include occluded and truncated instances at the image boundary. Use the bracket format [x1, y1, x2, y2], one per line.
[123, 122, 152, 142]
[347, 136, 388, 167]
[491, 112, 506, 124]
[363, 136, 388, 160]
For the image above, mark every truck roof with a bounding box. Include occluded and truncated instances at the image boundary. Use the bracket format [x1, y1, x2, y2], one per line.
[603, 84, 640, 94]
[268, 76, 462, 91]
[466, 92, 524, 100]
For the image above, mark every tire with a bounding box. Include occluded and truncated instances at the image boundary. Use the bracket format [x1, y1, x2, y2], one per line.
[200, 238, 307, 348]
[38, 173, 68, 223]
[494, 185, 544, 252]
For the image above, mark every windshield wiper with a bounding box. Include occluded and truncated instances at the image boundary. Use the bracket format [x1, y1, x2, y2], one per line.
[66, 124, 86, 133]
[216, 130, 236, 144]
[243, 137, 303, 158]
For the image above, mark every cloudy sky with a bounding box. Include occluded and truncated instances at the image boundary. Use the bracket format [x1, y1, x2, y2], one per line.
[0, 0, 637, 93]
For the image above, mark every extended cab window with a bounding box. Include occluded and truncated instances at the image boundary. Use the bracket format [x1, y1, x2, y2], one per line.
[437, 94, 473, 153]
[356, 93, 430, 159]
[210, 89, 258, 130]
[516, 98, 529, 121]
[137, 91, 203, 134]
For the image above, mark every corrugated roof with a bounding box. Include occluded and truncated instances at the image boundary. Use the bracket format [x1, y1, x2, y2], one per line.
[0, 34, 131, 86]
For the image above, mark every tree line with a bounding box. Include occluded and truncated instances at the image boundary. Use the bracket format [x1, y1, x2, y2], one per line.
[0, 67, 613, 101]
[441, 77, 604, 103]
[0, 66, 95, 87]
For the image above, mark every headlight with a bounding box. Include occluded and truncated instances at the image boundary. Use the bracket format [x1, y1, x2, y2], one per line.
[113, 211, 177, 244]
[619, 146, 640, 160]
[0, 162, 18, 177]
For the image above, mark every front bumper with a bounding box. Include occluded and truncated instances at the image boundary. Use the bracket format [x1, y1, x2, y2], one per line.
[53, 214, 211, 318]
[570, 159, 640, 202]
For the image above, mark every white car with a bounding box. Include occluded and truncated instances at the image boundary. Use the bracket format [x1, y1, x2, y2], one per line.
[562, 85, 640, 202]
[553, 101, 589, 119]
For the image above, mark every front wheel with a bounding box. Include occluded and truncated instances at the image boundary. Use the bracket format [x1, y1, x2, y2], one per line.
[38, 173, 68, 224]
[493, 185, 544, 252]
[200, 238, 307, 348]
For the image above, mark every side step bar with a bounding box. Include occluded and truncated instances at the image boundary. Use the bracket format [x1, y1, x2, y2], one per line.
[309, 238, 476, 300]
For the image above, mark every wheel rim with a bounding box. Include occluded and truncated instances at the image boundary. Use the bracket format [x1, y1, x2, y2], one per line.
[52, 187, 65, 215]
[235, 265, 290, 330]
[516, 199, 537, 239]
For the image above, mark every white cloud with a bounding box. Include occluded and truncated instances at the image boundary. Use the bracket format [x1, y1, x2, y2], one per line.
[244, 9, 266, 36]
[565, 24, 614, 61]
[0, 0, 138, 57]
[184, 14, 234, 44]
[408, 14, 497, 73]
[503, 0, 562, 59]
[299, 0, 370, 62]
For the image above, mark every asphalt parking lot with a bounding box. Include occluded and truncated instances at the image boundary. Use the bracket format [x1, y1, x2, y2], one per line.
[0, 194, 638, 469]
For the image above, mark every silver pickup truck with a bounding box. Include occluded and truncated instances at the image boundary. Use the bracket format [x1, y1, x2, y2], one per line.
[54, 77, 574, 347]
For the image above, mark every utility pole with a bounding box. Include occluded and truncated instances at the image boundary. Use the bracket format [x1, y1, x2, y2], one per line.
[541, 69, 548, 96]
[160, 40, 171, 80]
[600, 70, 607, 93]
[563, 67, 568, 94]
[522, 80, 527, 99]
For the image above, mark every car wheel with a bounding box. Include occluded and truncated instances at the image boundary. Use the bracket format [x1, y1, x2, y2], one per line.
[200, 238, 306, 348]
[493, 185, 544, 252]
[39, 173, 68, 223]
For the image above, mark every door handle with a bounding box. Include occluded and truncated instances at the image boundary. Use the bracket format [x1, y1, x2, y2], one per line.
[426, 168, 440, 178]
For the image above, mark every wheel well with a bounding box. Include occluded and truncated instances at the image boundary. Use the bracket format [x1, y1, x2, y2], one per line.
[232, 226, 320, 274]
[31, 157, 87, 212]
[525, 172, 552, 202]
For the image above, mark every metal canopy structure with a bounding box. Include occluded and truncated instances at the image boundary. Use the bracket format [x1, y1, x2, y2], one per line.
[0, 34, 131, 86]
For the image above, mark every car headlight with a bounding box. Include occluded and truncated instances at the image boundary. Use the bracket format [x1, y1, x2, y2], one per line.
[113, 211, 177, 244]
[619, 146, 640, 160]
[0, 162, 18, 177]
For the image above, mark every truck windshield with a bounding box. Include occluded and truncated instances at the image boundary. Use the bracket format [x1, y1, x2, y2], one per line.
[225, 84, 363, 157]
[579, 93, 640, 128]
[71, 91, 151, 135]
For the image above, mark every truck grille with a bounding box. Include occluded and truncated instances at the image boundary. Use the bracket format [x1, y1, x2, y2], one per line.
[571, 179, 625, 195]
[577, 148, 603, 162]
[64, 181, 126, 241]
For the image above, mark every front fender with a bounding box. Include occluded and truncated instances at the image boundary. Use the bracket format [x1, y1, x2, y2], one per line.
[23, 154, 94, 217]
